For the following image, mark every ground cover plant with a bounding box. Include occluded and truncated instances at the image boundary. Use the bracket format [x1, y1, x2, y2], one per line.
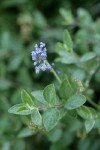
[0, 0, 100, 149]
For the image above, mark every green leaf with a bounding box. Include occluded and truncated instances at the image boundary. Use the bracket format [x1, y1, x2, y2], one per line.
[59, 8, 74, 25]
[60, 79, 73, 100]
[56, 42, 65, 50]
[67, 110, 77, 118]
[55, 51, 77, 64]
[72, 69, 86, 81]
[31, 90, 47, 105]
[56, 42, 71, 52]
[77, 8, 92, 27]
[80, 52, 96, 62]
[65, 94, 86, 110]
[59, 108, 67, 119]
[8, 104, 33, 115]
[63, 30, 73, 52]
[43, 108, 60, 131]
[77, 106, 92, 119]
[8, 55, 22, 71]
[43, 84, 58, 105]
[0, 79, 11, 90]
[96, 114, 100, 133]
[21, 90, 34, 106]
[31, 109, 42, 126]
[85, 119, 95, 132]
[47, 128, 63, 142]
[34, 10, 48, 28]
[17, 128, 34, 138]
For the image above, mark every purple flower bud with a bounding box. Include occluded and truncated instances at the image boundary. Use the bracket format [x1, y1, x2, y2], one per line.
[31, 42, 51, 74]
[56, 70, 61, 74]
[35, 66, 40, 74]
[34, 62, 37, 66]
[51, 63, 54, 66]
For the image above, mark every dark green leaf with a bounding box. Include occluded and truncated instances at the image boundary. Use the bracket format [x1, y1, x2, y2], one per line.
[67, 110, 77, 118]
[60, 79, 73, 100]
[0, 79, 11, 90]
[47, 128, 63, 142]
[96, 114, 100, 133]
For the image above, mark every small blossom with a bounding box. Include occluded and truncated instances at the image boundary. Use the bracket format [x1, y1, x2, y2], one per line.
[56, 70, 61, 75]
[35, 66, 40, 74]
[51, 63, 54, 66]
[31, 42, 51, 73]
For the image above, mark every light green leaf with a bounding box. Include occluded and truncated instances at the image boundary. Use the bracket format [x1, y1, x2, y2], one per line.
[80, 52, 96, 62]
[72, 69, 86, 81]
[17, 128, 34, 138]
[65, 94, 86, 110]
[21, 90, 34, 106]
[77, 8, 92, 27]
[55, 51, 77, 64]
[59, 108, 67, 119]
[59, 8, 74, 25]
[43, 84, 58, 105]
[56, 42, 65, 50]
[63, 30, 73, 52]
[43, 108, 60, 131]
[56, 42, 71, 52]
[60, 79, 73, 100]
[31, 109, 42, 126]
[8, 103, 33, 115]
[85, 119, 95, 132]
[77, 106, 92, 119]
[31, 90, 47, 105]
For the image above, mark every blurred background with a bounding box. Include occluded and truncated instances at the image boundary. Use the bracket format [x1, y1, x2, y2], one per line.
[0, 0, 100, 150]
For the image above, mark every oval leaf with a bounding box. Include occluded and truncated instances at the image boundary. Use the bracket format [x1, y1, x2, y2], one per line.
[43, 108, 60, 131]
[43, 84, 58, 105]
[31, 109, 42, 126]
[8, 103, 33, 115]
[77, 106, 92, 119]
[21, 90, 34, 106]
[63, 30, 73, 52]
[60, 79, 73, 100]
[85, 119, 95, 133]
[65, 94, 86, 110]
[80, 52, 96, 62]
[31, 90, 47, 105]
[18, 128, 34, 138]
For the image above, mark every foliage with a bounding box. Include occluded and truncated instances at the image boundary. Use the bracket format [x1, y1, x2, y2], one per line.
[0, 0, 100, 149]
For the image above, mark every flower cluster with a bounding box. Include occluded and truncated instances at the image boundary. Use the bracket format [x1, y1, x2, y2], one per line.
[31, 42, 51, 73]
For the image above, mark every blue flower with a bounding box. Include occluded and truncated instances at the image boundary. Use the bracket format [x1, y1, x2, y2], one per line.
[31, 42, 51, 73]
